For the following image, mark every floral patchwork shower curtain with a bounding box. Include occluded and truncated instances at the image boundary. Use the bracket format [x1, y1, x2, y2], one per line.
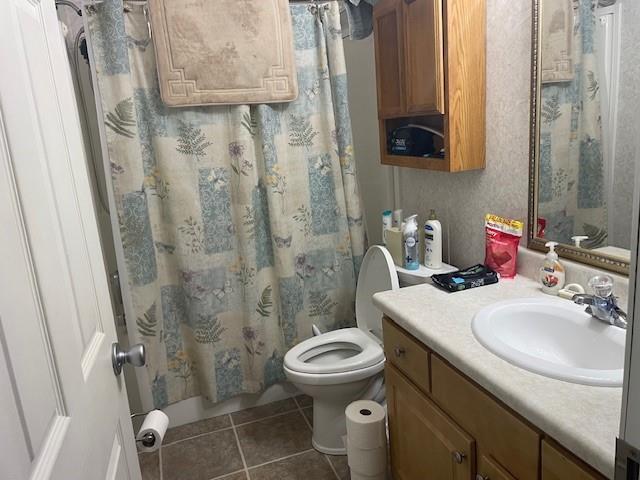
[86, 1, 365, 407]
[538, 0, 607, 247]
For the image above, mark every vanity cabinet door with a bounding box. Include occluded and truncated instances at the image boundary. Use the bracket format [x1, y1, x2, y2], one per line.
[403, 0, 444, 114]
[477, 454, 516, 480]
[541, 440, 606, 480]
[430, 355, 540, 480]
[373, 0, 405, 118]
[386, 364, 475, 480]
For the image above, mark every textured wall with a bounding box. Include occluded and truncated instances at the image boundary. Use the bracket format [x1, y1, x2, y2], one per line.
[397, 0, 533, 268]
[610, 0, 640, 248]
[344, 36, 394, 246]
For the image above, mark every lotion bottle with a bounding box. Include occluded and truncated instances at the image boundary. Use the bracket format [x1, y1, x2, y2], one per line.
[403, 215, 420, 270]
[424, 209, 443, 270]
[540, 241, 565, 295]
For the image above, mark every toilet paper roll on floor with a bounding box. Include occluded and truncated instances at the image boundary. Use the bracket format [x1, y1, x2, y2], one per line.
[136, 410, 169, 453]
[346, 400, 387, 480]
[345, 400, 387, 450]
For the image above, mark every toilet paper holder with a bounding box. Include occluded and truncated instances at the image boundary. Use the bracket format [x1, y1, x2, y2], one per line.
[131, 411, 159, 448]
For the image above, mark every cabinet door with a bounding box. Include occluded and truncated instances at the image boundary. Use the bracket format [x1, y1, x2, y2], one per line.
[386, 365, 475, 480]
[403, 0, 444, 114]
[431, 356, 540, 480]
[373, 0, 405, 117]
[542, 440, 605, 480]
[477, 455, 516, 480]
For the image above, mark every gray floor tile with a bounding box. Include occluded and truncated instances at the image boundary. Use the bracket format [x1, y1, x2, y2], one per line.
[216, 472, 248, 480]
[231, 398, 298, 425]
[164, 414, 231, 444]
[302, 407, 313, 426]
[249, 450, 337, 480]
[138, 451, 160, 480]
[295, 394, 313, 408]
[328, 454, 350, 480]
[236, 411, 312, 467]
[162, 429, 243, 480]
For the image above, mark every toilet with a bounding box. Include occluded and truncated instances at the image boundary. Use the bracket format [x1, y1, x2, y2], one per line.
[284, 245, 399, 455]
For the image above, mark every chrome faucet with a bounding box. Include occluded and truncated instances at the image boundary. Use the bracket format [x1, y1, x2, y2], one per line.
[572, 275, 627, 329]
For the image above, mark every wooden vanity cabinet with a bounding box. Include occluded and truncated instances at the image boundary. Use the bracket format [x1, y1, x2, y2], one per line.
[431, 355, 540, 480]
[383, 316, 608, 480]
[386, 365, 475, 480]
[477, 455, 516, 480]
[542, 440, 605, 480]
[383, 315, 431, 393]
[372, 0, 485, 171]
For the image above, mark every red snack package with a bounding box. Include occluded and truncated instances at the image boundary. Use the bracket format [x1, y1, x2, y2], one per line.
[484, 214, 524, 278]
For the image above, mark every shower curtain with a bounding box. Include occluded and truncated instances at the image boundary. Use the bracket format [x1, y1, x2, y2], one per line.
[538, 0, 607, 247]
[86, 1, 366, 407]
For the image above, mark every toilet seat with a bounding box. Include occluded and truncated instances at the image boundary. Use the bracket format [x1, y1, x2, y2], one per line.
[283, 246, 398, 380]
[284, 328, 384, 375]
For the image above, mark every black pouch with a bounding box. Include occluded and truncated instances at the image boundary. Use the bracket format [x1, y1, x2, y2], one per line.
[431, 264, 499, 293]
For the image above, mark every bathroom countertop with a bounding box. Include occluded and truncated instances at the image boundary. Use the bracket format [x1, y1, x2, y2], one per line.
[373, 275, 622, 479]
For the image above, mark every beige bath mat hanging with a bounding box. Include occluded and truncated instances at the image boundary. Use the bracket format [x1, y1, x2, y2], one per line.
[148, 0, 298, 106]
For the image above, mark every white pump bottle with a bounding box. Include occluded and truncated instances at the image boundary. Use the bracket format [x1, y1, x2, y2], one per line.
[424, 210, 443, 270]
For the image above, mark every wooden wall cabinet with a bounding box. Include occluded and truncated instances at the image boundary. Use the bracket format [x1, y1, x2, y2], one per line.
[373, 0, 485, 172]
[383, 317, 608, 480]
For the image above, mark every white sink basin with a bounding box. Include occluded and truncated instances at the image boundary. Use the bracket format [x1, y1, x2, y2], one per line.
[472, 298, 626, 387]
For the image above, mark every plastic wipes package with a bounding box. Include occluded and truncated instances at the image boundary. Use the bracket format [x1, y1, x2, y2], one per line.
[484, 214, 524, 278]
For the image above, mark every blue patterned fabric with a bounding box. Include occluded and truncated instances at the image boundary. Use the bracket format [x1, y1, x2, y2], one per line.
[538, 0, 607, 245]
[87, 2, 365, 406]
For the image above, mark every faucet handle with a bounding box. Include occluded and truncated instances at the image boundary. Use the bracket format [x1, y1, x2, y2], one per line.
[588, 275, 614, 298]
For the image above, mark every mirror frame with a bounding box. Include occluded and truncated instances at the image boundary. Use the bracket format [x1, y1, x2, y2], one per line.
[527, 0, 629, 275]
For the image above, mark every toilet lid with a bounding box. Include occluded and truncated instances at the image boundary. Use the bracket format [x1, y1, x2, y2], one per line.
[356, 246, 399, 340]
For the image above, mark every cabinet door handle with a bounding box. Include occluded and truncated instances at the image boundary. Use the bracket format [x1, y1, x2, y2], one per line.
[452, 451, 466, 464]
[476, 475, 489, 480]
[404, 0, 417, 3]
[394, 346, 406, 357]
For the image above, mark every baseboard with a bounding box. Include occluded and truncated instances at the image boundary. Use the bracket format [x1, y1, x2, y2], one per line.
[161, 382, 300, 428]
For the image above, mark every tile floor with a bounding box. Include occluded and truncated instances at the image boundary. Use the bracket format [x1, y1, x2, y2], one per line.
[139, 395, 350, 480]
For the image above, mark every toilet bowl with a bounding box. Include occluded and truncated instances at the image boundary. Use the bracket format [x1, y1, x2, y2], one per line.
[284, 245, 399, 455]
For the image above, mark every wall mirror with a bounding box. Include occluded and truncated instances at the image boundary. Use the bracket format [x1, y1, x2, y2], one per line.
[529, 0, 639, 274]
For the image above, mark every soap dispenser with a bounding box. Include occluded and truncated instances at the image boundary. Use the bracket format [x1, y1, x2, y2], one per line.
[403, 215, 420, 270]
[540, 241, 565, 295]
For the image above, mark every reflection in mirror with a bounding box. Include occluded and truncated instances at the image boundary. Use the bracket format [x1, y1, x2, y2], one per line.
[534, 0, 639, 266]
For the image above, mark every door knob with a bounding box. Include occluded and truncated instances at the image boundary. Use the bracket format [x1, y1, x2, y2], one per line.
[452, 451, 466, 464]
[112, 342, 146, 375]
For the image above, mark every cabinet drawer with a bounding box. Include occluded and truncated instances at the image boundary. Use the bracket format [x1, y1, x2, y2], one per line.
[431, 355, 540, 480]
[542, 440, 606, 480]
[383, 317, 430, 393]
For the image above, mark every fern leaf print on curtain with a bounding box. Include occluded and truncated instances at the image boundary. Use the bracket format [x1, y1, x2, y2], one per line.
[87, 2, 365, 407]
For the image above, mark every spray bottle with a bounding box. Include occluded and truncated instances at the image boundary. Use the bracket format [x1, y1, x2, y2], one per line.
[403, 215, 420, 270]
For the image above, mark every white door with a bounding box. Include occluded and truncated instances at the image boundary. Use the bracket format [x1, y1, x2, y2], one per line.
[0, 0, 141, 479]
